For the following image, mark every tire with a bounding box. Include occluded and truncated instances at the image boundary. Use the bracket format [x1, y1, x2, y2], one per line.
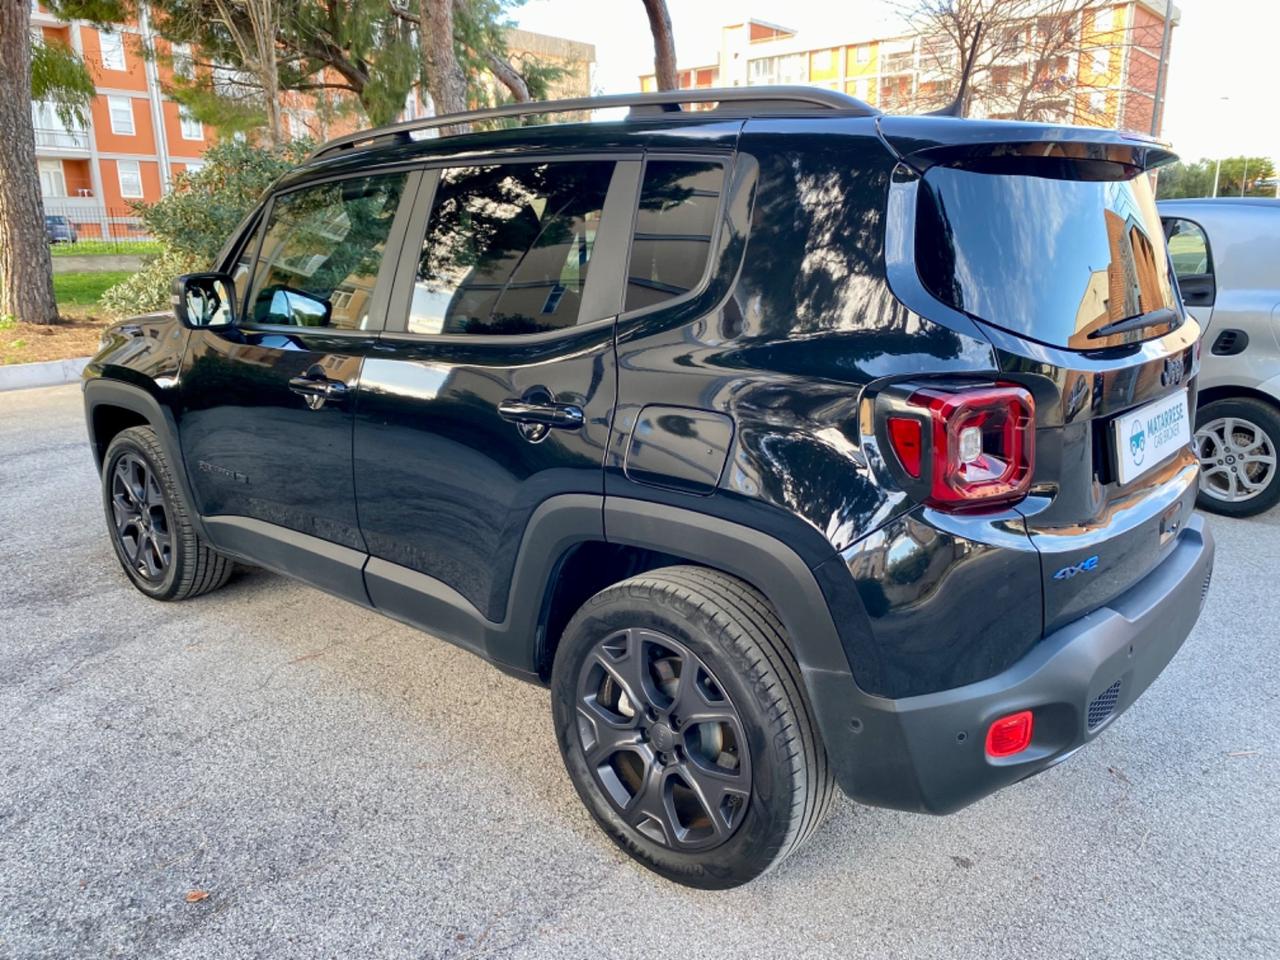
[1194, 397, 1280, 518]
[551, 565, 836, 889]
[101, 426, 234, 600]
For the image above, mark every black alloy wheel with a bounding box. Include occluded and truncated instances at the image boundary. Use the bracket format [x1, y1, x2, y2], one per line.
[553, 566, 835, 888]
[110, 452, 173, 582]
[101, 426, 233, 601]
[576, 627, 752, 850]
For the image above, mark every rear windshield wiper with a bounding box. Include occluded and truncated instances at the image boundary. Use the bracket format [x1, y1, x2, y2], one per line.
[1087, 307, 1179, 341]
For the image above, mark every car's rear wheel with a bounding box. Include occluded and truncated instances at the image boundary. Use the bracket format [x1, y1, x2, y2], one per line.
[551, 565, 835, 889]
[102, 426, 234, 600]
[1194, 397, 1280, 517]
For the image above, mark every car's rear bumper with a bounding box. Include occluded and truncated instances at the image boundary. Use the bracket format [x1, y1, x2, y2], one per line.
[807, 514, 1214, 814]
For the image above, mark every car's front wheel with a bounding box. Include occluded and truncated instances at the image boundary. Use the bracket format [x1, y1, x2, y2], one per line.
[102, 426, 234, 600]
[1194, 397, 1280, 517]
[551, 566, 835, 889]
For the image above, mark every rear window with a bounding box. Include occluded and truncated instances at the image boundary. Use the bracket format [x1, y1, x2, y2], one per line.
[915, 167, 1177, 349]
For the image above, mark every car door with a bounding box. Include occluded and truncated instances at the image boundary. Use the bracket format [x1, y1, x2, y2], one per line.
[176, 168, 419, 602]
[353, 155, 639, 665]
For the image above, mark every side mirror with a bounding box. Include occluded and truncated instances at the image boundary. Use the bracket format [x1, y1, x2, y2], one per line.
[172, 272, 236, 329]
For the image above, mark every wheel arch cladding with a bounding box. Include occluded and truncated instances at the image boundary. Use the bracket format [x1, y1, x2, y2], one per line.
[83, 379, 210, 541]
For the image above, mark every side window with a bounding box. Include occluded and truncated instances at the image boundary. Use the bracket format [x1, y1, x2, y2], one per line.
[408, 161, 614, 336]
[246, 173, 407, 330]
[1163, 217, 1213, 279]
[625, 160, 724, 312]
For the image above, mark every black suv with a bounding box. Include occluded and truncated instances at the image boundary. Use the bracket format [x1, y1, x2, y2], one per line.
[84, 88, 1214, 888]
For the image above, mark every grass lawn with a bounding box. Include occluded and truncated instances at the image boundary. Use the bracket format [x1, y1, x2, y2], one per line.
[52, 270, 133, 306]
[2, 270, 134, 366]
[49, 239, 161, 257]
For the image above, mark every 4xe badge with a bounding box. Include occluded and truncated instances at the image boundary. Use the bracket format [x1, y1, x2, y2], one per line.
[1054, 555, 1100, 581]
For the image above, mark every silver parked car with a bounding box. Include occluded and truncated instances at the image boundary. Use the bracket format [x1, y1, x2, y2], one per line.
[1159, 198, 1280, 516]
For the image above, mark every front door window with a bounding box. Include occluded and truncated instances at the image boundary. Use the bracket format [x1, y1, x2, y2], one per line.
[246, 173, 408, 330]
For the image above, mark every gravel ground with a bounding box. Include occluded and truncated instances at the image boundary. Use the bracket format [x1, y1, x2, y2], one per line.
[1, 383, 1277, 960]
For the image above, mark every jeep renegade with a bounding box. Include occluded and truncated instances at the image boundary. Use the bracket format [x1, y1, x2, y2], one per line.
[84, 88, 1215, 888]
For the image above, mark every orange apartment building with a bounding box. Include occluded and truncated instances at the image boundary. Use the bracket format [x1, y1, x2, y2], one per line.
[641, 1, 1178, 135]
[30, 2, 220, 238]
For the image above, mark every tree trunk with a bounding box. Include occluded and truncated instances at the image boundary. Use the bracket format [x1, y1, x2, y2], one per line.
[0, 0, 60, 325]
[641, 0, 677, 91]
[420, 0, 470, 134]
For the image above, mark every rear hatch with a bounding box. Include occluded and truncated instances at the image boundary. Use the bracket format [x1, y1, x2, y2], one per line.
[882, 117, 1201, 631]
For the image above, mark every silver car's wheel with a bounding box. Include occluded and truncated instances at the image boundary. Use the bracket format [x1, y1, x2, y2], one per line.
[1195, 416, 1276, 503]
[1191, 394, 1280, 520]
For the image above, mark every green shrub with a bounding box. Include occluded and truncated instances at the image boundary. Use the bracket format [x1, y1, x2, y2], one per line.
[102, 139, 314, 317]
[100, 251, 200, 317]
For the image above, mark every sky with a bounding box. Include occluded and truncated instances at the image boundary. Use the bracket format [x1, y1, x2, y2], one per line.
[516, 0, 1280, 164]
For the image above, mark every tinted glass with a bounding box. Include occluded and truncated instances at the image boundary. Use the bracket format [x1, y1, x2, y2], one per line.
[246, 173, 406, 330]
[1164, 218, 1212, 278]
[915, 167, 1177, 349]
[409, 161, 613, 336]
[626, 160, 724, 312]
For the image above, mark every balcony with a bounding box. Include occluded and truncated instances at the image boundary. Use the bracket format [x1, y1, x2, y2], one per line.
[35, 127, 91, 153]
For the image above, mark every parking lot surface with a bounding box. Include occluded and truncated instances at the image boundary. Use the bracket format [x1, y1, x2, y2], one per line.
[2, 382, 1277, 959]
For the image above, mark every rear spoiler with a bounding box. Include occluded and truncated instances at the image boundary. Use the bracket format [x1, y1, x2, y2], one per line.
[877, 116, 1177, 179]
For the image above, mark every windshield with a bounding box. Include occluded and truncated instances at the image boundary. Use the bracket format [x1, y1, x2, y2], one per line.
[915, 166, 1177, 349]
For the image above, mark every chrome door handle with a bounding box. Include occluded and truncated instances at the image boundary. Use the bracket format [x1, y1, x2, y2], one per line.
[288, 375, 348, 409]
[288, 375, 347, 398]
[497, 399, 584, 429]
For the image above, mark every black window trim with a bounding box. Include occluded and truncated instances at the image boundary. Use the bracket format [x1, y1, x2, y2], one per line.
[378, 150, 648, 346]
[234, 163, 425, 337]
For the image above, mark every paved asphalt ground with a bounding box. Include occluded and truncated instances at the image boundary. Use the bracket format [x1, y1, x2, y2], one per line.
[1, 383, 1277, 959]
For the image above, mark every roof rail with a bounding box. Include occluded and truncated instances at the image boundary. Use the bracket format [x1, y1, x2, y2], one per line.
[306, 86, 878, 162]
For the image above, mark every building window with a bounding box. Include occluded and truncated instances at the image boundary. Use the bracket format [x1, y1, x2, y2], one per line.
[1089, 91, 1107, 114]
[107, 95, 134, 135]
[172, 42, 193, 78]
[179, 106, 203, 140]
[183, 160, 203, 174]
[1094, 7, 1115, 32]
[99, 30, 125, 71]
[856, 45, 870, 64]
[39, 159, 66, 199]
[117, 159, 143, 198]
[1092, 49, 1109, 74]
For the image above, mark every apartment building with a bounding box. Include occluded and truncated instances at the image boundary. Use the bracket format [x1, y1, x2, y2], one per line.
[31, 2, 215, 239]
[640, 2, 1177, 134]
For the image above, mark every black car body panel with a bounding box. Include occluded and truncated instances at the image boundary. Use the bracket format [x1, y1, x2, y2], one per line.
[83, 97, 1213, 818]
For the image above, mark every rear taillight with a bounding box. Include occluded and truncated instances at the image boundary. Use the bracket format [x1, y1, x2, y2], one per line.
[886, 384, 1035, 510]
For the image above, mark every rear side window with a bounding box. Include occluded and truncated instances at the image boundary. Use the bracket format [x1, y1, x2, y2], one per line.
[408, 161, 614, 336]
[625, 160, 724, 312]
[915, 167, 1177, 349]
[1163, 218, 1212, 279]
[246, 173, 407, 330]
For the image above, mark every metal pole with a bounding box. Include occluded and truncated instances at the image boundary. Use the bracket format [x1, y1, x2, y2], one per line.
[1151, 0, 1174, 135]
[1212, 157, 1221, 197]
[1241, 157, 1248, 197]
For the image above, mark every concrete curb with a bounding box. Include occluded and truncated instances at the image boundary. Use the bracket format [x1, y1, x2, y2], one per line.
[0, 357, 90, 392]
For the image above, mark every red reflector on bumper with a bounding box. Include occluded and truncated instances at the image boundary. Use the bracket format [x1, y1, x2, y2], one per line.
[986, 710, 1034, 758]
